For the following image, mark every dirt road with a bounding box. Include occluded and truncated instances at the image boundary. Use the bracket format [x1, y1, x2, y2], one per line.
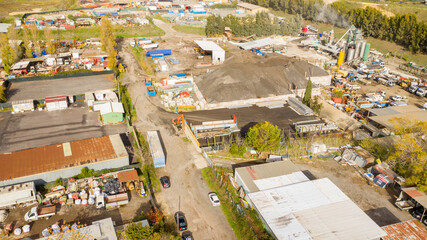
[118, 22, 236, 239]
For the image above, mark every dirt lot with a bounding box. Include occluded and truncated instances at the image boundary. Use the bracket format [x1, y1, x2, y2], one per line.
[0, 105, 127, 154]
[294, 158, 413, 227]
[2, 191, 151, 239]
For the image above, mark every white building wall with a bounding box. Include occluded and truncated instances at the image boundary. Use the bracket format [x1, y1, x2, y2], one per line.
[0, 156, 129, 187]
[310, 75, 331, 86]
[212, 50, 225, 65]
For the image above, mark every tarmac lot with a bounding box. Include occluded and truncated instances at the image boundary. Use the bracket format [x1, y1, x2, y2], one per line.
[0, 105, 127, 153]
[184, 105, 318, 135]
[7, 74, 115, 102]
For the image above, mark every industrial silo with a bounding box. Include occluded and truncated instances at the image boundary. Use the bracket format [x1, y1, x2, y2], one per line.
[354, 41, 362, 59]
[359, 41, 366, 58]
[346, 48, 355, 62]
[363, 43, 371, 61]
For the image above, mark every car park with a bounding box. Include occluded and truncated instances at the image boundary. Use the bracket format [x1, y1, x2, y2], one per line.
[174, 212, 188, 231]
[160, 176, 170, 188]
[208, 192, 220, 206]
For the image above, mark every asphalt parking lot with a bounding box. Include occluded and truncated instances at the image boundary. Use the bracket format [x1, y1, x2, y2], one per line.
[7, 74, 115, 102]
[0, 105, 128, 153]
[184, 105, 318, 135]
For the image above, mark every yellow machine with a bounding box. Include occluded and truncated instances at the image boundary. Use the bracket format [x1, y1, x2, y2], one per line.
[337, 50, 345, 67]
[118, 63, 125, 73]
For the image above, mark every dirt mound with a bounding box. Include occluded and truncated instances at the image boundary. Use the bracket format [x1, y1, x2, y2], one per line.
[196, 54, 318, 103]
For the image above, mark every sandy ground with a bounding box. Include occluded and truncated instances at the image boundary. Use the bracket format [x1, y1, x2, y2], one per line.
[118, 21, 237, 239]
[361, 3, 395, 17]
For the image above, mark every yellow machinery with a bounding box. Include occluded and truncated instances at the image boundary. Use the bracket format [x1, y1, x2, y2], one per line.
[118, 63, 125, 73]
[337, 50, 345, 67]
[126, 181, 136, 191]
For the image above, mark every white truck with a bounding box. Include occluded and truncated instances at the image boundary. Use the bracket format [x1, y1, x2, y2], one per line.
[24, 205, 56, 222]
[130, 40, 136, 47]
[416, 87, 427, 97]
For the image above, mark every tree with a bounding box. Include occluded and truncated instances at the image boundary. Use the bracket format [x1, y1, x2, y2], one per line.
[302, 77, 312, 106]
[0, 33, 16, 74]
[309, 96, 322, 115]
[0, 86, 6, 103]
[7, 23, 19, 60]
[122, 223, 160, 240]
[44, 27, 56, 55]
[246, 122, 281, 152]
[23, 27, 33, 58]
[29, 24, 40, 55]
[100, 16, 117, 69]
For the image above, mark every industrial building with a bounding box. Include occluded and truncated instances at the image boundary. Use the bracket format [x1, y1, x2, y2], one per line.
[368, 105, 427, 132]
[99, 102, 125, 124]
[0, 181, 37, 208]
[234, 160, 308, 194]
[0, 135, 129, 187]
[194, 40, 225, 65]
[194, 55, 329, 109]
[236, 2, 268, 14]
[248, 178, 386, 240]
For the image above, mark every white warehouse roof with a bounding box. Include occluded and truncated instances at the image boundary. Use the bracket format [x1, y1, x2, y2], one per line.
[236, 37, 277, 50]
[194, 40, 225, 53]
[100, 102, 125, 115]
[248, 178, 386, 240]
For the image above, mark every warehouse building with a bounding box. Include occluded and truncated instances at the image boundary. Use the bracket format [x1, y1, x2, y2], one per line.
[237, 2, 268, 14]
[194, 40, 225, 65]
[248, 178, 386, 240]
[0, 135, 129, 187]
[368, 105, 427, 133]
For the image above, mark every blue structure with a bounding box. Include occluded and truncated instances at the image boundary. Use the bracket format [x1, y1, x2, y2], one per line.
[146, 49, 172, 57]
[169, 73, 185, 77]
[147, 131, 166, 168]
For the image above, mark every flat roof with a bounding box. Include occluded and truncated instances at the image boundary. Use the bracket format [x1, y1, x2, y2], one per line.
[0, 181, 36, 208]
[381, 220, 427, 240]
[10, 60, 30, 70]
[248, 178, 386, 240]
[0, 135, 127, 182]
[146, 131, 164, 160]
[235, 160, 306, 192]
[100, 102, 125, 115]
[369, 111, 427, 129]
[0, 23, 11, 33]
[194, 40, 225, 53]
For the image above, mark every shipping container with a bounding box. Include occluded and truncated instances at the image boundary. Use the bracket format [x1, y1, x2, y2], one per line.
[147, 131, 166, 168]
[146, 49, 172, 57]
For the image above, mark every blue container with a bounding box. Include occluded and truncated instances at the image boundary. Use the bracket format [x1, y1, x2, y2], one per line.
[112, 12, 118, 16]
[168, 10, 174, 13]
[319, 33, 322, 37]
[146, 49, 172, 57]
[169, 73, 185, 77]
[179, 10, 184, 13]
[145, 82, 152, 86]
[147, 87, 156, 97]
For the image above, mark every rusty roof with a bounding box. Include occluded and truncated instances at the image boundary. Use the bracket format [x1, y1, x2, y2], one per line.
[0, 135, 127, 182]
[382, 220, 427, 240]
[117, 170, 139, 183]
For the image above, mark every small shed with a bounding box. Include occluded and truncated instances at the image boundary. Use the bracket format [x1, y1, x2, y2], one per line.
[117, 169, 139, 191]
[45, 96, 68, 111]
[12, 99, 34, 113]
[342, 146, 374, 167]
[147, 131, 166, 168]
[99, 102, 124, 124]
[194, 40, 225, 65]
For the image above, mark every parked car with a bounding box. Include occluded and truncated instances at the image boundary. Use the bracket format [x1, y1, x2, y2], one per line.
[408, 85, 418, 94]
[410, 207, 425, 220]
[174, 212, 188, 231]
[416, 87, 427, 97]
[182, 231, 193, 240]
[208, 192, 220, 206]
[391, 95, 406, 101]
[160, 176, 170, 188]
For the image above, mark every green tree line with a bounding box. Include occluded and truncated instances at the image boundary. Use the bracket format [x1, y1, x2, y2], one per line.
[242, 0, 427, 53]
[205, 12, 303, 37]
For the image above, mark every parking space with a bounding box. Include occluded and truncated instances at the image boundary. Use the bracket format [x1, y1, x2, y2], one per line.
[0, 106, 128, 154]
[7, 74, 115, 102]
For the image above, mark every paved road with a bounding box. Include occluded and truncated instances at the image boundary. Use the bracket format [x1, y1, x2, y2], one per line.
[119, 24, 236, 239]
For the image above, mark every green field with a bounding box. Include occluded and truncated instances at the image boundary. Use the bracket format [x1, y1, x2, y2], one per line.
[172, 25, 206, 35]
[0, 0, 62, 16]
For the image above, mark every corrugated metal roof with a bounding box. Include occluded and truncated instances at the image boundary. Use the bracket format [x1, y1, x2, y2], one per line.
[237, 2, 266, 10]
[248, 178, 385, 240]
[402, 187, 427, 208]
[100, 102, 125, 115]
[0, 135, 127, 182]
[194, 40, 224, 52]
[236, 38, 277, 50]
[253, 172, 309, 191]
[117, 169, 139, 183]
[369, 111, 427, 129]
[381, 220, 427, 240]
[235, 160, 302, 192]
[0, 23, 11, 33]
[146, 131, 164, 160]
[10, 60, 30, 70]
[45, 95, 67, 103]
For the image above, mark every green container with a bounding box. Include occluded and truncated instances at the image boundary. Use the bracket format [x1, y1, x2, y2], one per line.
[363, 43, 370, 61]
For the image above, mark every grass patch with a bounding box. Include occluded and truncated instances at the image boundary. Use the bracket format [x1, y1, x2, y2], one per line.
[173, 25, 206, 35]
[118, 80, 137, 124]
[0, 0, 61, 15]
[153, 15, 169, 23]
[143, 163, 161, 193]
[201, 167, 273, 240]
[130, 46, 156, 75]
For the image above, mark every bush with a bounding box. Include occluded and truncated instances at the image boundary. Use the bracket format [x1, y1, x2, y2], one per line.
[229, 144, 246, 157]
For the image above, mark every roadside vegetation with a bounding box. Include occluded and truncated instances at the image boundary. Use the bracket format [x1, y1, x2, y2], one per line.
[173, 25, 206, 35]
[130, 46, 156, 75]
[201, 167, 273, 240]
[153, 15, 169, 23]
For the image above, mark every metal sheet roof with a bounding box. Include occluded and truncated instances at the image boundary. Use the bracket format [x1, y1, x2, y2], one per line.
[236, 38, 277, 50]
[0, 135, 127, 182]
[146, 131, 165, 160]
[402, 187, 427, 208]
[10, 60, 30, 70]
[235, 160, 303, 192]
[237, 2, 266, 10]
[117, 169, 139, 183]
[194, 40, 225, 53]
[381, 220, 427, 240]
[369, 111, 427, 129]
[0, 23, 11, 33]
[100, 102, 125, 115]
[248, 178, 385, 240]
[253, 172, 309, 191]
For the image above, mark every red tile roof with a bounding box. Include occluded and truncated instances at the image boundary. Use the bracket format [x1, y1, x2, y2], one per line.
[117, 170, 139, 183]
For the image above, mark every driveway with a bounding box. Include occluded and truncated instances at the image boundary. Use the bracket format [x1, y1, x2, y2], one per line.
[119, 22, 236, 239]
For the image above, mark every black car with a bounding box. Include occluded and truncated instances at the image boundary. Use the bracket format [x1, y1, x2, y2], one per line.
[411, 207, 425, 220]
[182, 231, 193, 240]
[174, 212, 188, 231]
[116, 55, 121, 60]
[160, 176, 170, 188]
